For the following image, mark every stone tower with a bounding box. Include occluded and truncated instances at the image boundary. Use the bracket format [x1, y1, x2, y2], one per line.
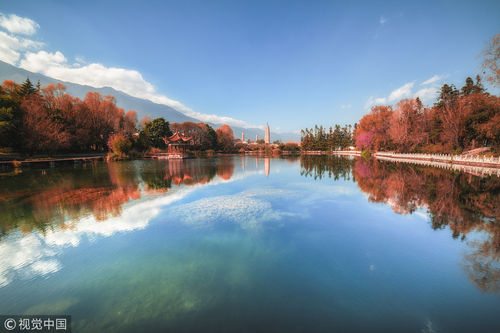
[255, 134, 258, 142]
[264, 123, 270, 144]
[241, 132, 245, 142]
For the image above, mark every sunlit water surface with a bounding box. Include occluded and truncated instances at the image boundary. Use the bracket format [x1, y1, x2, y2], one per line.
[1, 156, 499, 332]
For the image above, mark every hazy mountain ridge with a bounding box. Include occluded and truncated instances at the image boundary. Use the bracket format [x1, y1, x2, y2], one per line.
[0, 61, 299, 142]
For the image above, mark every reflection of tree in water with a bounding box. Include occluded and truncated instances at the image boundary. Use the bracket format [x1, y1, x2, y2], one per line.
[0, 159, 236, 238]
[0, 162, 140, 236]
[300, 155, 354, 181]
[160, 159, 221, 186]
[300, 156, 500, 293]
[142, 159, 227, 192]
[216, 157, 234, 180]
[354, 158, 500, 293]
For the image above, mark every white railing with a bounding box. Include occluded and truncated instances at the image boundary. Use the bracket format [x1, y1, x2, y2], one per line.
[373, 152, 500, 166]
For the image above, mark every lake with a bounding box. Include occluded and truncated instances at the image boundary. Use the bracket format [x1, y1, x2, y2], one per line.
[1, 155, 499, 332]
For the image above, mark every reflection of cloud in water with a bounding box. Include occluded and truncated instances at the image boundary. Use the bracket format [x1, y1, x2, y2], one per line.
[0, 172, 258, 288]
[0, 233, 59, 287]
[169, 189, 300, 230]
[421, 320, 436, 333]
[0, 186, 194, 287]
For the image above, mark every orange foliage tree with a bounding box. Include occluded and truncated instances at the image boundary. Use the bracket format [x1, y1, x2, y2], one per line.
[216, 124, 235, 152]
[1, 79, 138, 154]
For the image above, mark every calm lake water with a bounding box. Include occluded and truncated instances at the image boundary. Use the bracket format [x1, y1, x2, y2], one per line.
[1, 156, 499, 332]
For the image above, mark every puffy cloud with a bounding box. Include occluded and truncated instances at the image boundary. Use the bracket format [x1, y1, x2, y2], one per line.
[0, 30, 43, 65]
[379, 16, 387, 25]
[364, 96, 388, 109]
[421, 74, 442, 85]
[413, 87, 439, 103]
[18, 49, 258, 128]
[388, 82, 414, 101]
[365, 82, 413, 109]
[0, 13, 40, 35]
[365, 78, 443, 108]
[0, 12, 258, 128]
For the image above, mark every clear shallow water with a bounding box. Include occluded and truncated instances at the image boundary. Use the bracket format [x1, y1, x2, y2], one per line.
[0, 156, 499, 332]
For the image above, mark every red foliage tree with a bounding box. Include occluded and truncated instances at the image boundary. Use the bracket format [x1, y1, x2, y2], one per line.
[216, 124, 235, 152]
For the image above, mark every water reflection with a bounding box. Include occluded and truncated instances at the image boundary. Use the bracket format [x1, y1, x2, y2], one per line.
[1, 155, 500, 331]
[301, 155, 500, 293]
[0, 158, 238, 235]
[0, 158, 245, 286]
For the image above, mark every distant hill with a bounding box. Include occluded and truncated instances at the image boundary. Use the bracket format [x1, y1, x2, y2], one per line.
[0, 61, 299, 142]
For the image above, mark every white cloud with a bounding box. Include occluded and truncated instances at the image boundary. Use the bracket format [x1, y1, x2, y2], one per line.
[341, 104, 352, 109]
[0, 13, 40, 35]
[0, 30, 43, 65]
[18, 50, 258, 128]
[365, 82, 414, 109]
[365, 79, 442, 108]
[421, 74, 442, 85]
[379, 16, 387, 25]
[388, 82, 414, 101]
[0, 13, 258, 129]
[413, 87, 438, 104]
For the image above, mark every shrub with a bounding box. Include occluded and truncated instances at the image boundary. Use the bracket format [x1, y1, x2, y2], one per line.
[361, 150, 371, 158]
[108, 134, 132, 159]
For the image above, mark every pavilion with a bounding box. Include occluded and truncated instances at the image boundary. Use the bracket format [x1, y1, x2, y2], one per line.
[162, 131, 193, 154]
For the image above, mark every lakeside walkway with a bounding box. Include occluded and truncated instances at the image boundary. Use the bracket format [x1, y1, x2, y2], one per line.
[0, 154, 106, 167]
[301, 150, 500, 177]
[342, 151, 500, 177]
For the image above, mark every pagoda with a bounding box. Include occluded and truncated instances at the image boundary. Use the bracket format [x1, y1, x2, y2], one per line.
[158, 131, 194, 158]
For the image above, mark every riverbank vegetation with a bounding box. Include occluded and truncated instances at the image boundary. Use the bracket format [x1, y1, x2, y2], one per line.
[300, 124, 355, 151]
[300, 33, 500, 156]
[0, 79, 241, 158]
[300, 76, 499, 155]
[354, 76, 499, 154]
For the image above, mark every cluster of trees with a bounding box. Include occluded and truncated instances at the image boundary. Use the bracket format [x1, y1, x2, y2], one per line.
[354, 77, 500, 154]
[300, 124, 355, 151]
[0, 78, 239, 156]
[0, 79, 138, 154]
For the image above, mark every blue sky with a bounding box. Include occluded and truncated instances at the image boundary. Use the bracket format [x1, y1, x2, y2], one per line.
[0, 0, 499, 133]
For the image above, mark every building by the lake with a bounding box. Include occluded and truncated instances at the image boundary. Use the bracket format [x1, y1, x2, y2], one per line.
[265, 123, 270, 144]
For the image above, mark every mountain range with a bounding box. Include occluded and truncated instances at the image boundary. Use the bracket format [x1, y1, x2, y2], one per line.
[0, 61, 299, 142]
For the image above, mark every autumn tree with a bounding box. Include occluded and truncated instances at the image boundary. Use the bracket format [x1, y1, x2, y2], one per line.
[481, 33, 500, 88]
[21, 94, 70, 153]
[389, 98, 424, 152]
[216, 124, 235, 152]
[354, 105, 392, 151]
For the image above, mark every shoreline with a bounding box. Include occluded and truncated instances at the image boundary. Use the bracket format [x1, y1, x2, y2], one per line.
[2, 151, 500, 176]
[302, 150, 500, 167]
[0, 154, 107, 168]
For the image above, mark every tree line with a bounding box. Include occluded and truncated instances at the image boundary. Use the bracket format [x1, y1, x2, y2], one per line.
[0, 79, 238, 157]
[300, 124, 355, 151]
[354, 76, 500, 154]
[300, 33, 499, 155]
[299, 76, 498, 155]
